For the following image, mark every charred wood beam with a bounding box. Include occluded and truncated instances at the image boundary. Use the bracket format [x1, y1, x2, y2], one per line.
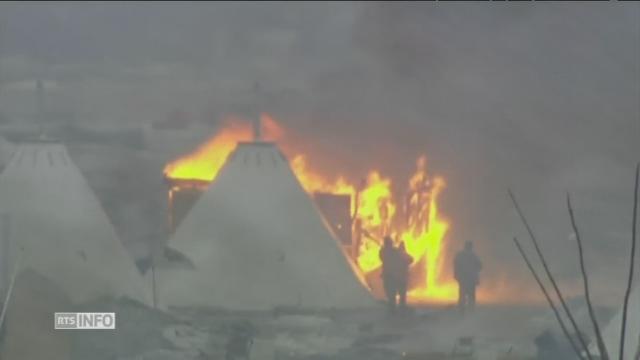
[512, 237, 585, 360]
[620, 164, 639, 360]
[568, 194, 609, 360]
[509, 190, 592, 359]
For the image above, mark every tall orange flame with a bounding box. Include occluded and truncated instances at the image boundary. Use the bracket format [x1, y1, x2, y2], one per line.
[163, 114, 285, 181]
[164, 115, 458, 304]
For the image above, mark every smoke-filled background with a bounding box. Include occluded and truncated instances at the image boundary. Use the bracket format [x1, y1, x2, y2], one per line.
[0, 2, 638, 305]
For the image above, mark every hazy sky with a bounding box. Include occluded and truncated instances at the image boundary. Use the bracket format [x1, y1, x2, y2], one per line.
[0, 2, 638, 304]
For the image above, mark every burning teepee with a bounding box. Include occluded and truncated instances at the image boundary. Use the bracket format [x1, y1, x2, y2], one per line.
[0, 142, 149, 305]
[158, 141, 376, 310]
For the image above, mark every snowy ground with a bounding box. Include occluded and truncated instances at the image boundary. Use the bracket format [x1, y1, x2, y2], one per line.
[65, 298, 585, 360]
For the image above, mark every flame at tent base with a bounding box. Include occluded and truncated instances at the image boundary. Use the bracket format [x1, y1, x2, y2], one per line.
[163, 114, 459, 304]
[344, 159, 459, 304]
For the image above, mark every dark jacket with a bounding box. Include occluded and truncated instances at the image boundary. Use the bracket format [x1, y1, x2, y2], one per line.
[454, 249, 482, 287]
[379, 244, 397, 280]
[396, 247, 413, 285]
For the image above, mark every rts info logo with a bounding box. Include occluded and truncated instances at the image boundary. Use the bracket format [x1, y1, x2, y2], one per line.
[54, 312, 116, 330]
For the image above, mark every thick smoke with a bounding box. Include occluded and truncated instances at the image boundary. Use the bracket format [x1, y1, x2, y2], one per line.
[0, 2, 638, 304]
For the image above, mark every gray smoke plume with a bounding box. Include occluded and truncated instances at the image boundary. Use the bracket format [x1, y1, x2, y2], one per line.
[0, 2, 637, 304]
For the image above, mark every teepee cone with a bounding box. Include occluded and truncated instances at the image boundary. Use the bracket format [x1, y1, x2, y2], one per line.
[158, 141, 375, 310]
[0, 142, 149, 305]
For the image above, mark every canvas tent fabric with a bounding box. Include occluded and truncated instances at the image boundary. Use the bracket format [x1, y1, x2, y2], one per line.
[0, 136, 13, 172]
[158, 142, 375, 310]
[0, 269, 72, 360]
[594, 284, 640, 360]
[0, 142, 149, 305]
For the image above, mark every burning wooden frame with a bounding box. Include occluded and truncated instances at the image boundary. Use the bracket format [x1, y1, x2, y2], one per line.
[509, 163, 639, 360]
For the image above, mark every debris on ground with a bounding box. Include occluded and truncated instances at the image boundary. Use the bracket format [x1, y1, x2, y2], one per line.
[59, 299, 555, 360]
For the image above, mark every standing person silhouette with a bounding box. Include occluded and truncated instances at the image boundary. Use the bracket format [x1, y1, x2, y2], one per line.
[454, 241, 482, 313]
[395, 242, 413, 311]
[379, 236, 399, 312]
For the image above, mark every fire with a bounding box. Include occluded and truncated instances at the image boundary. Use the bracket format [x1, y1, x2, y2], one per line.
[163, 114, 284, 181]
[402, 164, 457, 301]
[352, 158, 457, 303]
[291, 155, 355, 196]
[354, 172, 395, 272]
[164, 114, 458, 304]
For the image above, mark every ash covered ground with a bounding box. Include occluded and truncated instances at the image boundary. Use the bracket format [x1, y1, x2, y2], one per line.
[59, 131, 617, 360]
[68, 297, 583, 360]
[0, 4, 634, 359]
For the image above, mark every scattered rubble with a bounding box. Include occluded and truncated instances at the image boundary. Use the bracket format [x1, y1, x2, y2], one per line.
[70, 297, 176, 360]
[162, 325, 212, 355]
[119, 349, 202, 360]
[62, 298, 562, 360]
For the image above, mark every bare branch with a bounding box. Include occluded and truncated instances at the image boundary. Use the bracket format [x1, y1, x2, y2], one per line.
[513, 237, 585, 360]
[509, 190, 592, 359]
[568, 193, 609, 359]
[620, 164, 639, 360]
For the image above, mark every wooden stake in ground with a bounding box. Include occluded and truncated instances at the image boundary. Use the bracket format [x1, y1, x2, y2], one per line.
[620, 164, 639, 360]
[509, 190, 592, 359]
[512, 237, 585, 360]
[568, 194, 609, 360]
[0, 249, 23, 330]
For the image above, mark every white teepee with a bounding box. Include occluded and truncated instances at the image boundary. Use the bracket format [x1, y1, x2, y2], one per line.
[0, 136, 14, 172]
[158, 142, 375, 310]
[0, 142, 149, 305]
[596, 284, 640, 360]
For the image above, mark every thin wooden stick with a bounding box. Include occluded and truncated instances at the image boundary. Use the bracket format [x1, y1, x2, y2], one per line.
[620, 164, 639, 360]
[513, 237, 585, 360]
[509, 190, 592, 359]
[0, 250, 22, 331]
[568, 194, 610, 360]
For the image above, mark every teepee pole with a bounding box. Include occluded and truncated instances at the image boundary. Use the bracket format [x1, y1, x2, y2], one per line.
[568, 194, 609, 359]
[1, 214, 10, 295]
[252, 82, 262, 142]
[151, 257, 157, 310]
[148, 242, 158, 310]
[0, 249, 22, 330]
[620, 164, 639, 360]
[509, 190, 592, 358]
[513, 237, 585, 359]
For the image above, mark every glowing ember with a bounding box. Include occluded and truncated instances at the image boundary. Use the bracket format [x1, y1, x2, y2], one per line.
[164, 114, 458, 304]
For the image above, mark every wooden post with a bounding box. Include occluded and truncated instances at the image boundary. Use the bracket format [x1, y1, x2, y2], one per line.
[151, 260, 157, 310]
[619, 164, 639, 360]
[352, 178, 365, 259]
[509, 190, 592, 359]
[568, 194, 609, 359]
[512, 237, 585, 360]
[0, 213, 10, 296]
[149, 244, 158, 310]
[0, 244, 22, 332]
